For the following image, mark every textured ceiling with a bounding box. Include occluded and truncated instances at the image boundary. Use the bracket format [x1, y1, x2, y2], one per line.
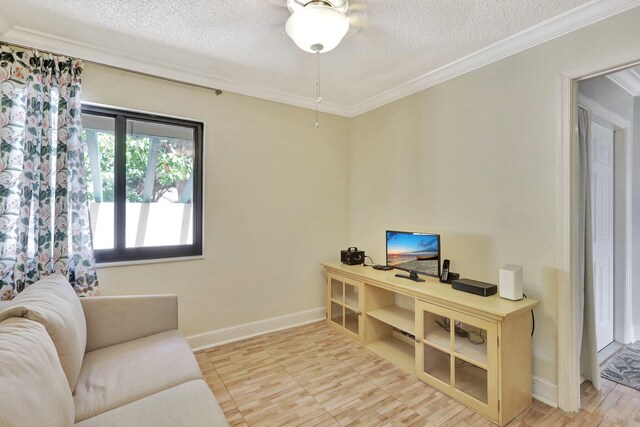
[0, 0, 595, 110]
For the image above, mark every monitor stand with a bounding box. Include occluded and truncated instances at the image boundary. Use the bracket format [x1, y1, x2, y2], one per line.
[395, 270, 425, 282]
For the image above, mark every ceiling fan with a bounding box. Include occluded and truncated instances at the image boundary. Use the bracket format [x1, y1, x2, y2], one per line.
[267, 0, 369, 53]
[268, 0, 356, 126]
[284, 0, 350, 53]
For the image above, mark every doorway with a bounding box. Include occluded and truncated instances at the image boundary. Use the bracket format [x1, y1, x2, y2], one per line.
[577, 96, 629, 344]
[557, 58, 640, 412]
[577, 68, 636, 388]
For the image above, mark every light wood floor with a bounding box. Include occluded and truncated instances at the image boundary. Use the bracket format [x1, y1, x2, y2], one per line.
[195, 321, 640, 426]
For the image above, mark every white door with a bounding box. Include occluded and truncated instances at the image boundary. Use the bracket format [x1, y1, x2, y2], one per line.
[590, 121, 614, 352]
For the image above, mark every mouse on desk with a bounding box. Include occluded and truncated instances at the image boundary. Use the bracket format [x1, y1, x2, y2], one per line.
[372, 265, 393, 271]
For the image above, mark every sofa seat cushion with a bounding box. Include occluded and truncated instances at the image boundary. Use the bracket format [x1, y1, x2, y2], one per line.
[75, 380, 229, 427]
[73, 329, 202, 422]
[0, 317, 75, 427]
[0, 273, 86, 391]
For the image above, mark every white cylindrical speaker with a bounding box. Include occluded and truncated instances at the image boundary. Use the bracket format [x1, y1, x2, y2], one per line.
[499, 265, 523, 300]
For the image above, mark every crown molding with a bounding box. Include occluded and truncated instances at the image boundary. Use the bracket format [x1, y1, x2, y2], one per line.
[0, 26, 351, 117]
[607, 68, 640, 96]
[1, 0, 639, 118]
[346, 0, 640, 117]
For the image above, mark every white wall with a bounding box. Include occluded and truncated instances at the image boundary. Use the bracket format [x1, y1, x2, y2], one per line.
[348, 7, 640, 388]
[89, 202, 194, 249]
[579, 77, 634, 121]
[82, 63, 350, 338]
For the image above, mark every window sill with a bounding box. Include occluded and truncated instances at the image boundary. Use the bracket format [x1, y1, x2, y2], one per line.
[95, 255, 205, 269]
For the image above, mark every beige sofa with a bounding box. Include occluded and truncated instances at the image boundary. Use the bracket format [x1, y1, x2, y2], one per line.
[0, 274, 228, 427]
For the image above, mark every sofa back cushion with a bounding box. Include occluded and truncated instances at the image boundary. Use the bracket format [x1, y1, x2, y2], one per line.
[0, 274, 87, 391]
[0, 317, 75, 426]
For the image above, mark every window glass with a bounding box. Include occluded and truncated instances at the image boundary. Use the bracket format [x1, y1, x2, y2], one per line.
[124, 120, 195, 248]
[81, 105, 203, 262]
[82, 114, 116, 250]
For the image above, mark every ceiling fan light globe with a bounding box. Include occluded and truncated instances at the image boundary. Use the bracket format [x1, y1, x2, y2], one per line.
[286, 3, 349, 53]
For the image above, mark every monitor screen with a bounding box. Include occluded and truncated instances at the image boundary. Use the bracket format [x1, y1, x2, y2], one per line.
[386, 230, 441, 277]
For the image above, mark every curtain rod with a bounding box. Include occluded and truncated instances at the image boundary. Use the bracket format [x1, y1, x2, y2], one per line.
[0, 40, 223, 96]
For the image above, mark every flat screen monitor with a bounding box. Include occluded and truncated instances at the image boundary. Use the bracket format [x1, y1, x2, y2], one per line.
[386, 230, 441, 277]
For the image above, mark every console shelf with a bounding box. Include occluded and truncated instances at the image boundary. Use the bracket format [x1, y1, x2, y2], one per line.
[424, 328, 450, 351]
[323, 261, 538, 426]
[455, 338, 488, 367]
[365, 336, 415, 373]
[367, 305, 414, 334]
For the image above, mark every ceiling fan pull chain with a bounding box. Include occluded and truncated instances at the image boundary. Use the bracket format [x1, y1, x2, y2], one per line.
[315, 50, 322, 128]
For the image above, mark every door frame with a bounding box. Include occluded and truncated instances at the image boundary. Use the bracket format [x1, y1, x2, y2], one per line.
[577, 93, 632, 347]
[558, 54, 639, 412]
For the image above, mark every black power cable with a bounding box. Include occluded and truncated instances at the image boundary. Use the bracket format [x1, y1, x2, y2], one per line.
[435, 318, 485, 345]
[523, 293, 535, 337]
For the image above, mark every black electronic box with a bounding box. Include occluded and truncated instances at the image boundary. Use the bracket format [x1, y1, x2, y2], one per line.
[341, 247, 365, 265]
[452, 278, 497, 297]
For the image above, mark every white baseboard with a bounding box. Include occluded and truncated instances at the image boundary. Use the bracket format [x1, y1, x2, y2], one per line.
[633, 324, 640, 343]
[532, 376, 558, 408]
[186, 307, 325, 351]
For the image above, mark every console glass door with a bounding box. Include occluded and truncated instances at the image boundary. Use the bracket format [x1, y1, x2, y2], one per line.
[450, 311, 497, 420]
[327, 275, 363, 342]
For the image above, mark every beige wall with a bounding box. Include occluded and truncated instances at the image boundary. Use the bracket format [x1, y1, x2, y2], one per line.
[348, 8, 640, 386]
[83, 63, 350, 337]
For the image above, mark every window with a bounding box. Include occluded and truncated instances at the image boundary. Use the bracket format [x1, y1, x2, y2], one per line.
[81, 105, 203, 262]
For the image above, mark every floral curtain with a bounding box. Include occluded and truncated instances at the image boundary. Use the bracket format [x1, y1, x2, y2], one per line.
[0, 45, 98, 299]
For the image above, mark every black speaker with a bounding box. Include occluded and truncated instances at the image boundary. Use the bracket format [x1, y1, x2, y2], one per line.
[341, 247, 365, 265]
[452, 278, 497, 297]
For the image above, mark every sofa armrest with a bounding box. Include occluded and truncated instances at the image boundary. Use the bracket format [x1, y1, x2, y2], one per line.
[81, 295, 178, 352]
